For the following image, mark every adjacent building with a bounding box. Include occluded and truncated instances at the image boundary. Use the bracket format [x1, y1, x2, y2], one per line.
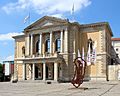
[3, 61, 14, 81]
[13, 16, 116, 82]
[112, 38, 120, 60]
[108, 38, 120, 80]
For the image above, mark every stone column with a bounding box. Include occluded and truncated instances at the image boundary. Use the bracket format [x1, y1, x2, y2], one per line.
[64, 28, 68, 53]
[39, 33, 42, 55]
[30, 34, 33, 56]
[73, 30, 75, 53]
[43, 63, 46, 80]
[26, 35, 30, 56]
[32, 63, 35, 80]
[22, 63, 25, 80]
[50, 32, 53, 54]
[60, 30, 63, 53]
[54, 62, 58, 81]
[29, 64, 32, 80]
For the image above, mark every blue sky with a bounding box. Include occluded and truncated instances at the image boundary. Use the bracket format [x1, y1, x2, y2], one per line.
[0, 0, 120, 63]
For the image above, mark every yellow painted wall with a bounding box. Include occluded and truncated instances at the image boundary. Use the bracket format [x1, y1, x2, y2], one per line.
[16, 41, 25, 58]
[18, 64, 23, 80]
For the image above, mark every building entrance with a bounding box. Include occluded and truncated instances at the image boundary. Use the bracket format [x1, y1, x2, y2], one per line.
[46, 63, 54, 80]
[35, 64, 43, 80]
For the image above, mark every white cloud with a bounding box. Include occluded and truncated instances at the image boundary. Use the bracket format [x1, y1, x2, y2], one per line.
[0, 32, 24, 41]
[50, 14, 65, 19]
[4, 55, 14, 61]
[2, 0, 91, 15]
[2, 0, 30, 14]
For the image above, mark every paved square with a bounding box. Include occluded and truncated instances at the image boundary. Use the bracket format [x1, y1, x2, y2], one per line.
[0, 81, 120, 96]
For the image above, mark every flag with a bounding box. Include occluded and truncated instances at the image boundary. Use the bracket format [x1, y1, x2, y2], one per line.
[91, 41, 97, 64]
[91, 48, 96, 64]
[24, 14, 30, 24]
[71, 3, 74, 15]
[92, 47, 97, 64]
[87, 43, 91, 66]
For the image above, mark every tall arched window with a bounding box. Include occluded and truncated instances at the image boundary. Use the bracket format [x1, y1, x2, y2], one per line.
[22, 46, 25, 55]
[45, 39, 50, 53]
[36, 40, 39, 53]
[55, 38, 61, 52]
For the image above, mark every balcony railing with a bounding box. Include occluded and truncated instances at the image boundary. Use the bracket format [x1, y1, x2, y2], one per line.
[22, 52, 59, 58]
[15, 52, 64, 61]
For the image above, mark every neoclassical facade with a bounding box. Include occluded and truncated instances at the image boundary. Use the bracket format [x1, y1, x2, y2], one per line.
[13, 16, 115, 82]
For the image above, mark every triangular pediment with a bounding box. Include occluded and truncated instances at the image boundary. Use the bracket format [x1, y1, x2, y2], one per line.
[42, 21, 53, 26]
[25, 16, 68, 30]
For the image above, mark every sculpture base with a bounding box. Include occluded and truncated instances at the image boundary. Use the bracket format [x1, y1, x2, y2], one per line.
[68, 87, 88, 90]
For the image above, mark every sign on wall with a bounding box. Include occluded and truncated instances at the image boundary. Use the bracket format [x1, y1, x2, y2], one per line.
[5, 62, 10, 76]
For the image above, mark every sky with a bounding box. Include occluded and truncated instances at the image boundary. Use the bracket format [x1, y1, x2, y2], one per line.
[0, 0, 120, 63]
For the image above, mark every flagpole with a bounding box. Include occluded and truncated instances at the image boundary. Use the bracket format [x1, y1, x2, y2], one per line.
[24, 4, 31, 26]
[28, 12, 30, 25]
[71, 3, 75, 22]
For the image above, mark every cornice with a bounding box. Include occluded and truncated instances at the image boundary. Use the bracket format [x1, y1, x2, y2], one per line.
[12, 34, 25, 39]
[80, 22, 113, 36]
[24, 23, 69, 32]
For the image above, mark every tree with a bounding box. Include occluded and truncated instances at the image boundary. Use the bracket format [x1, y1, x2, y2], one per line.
[0, 63, 3, 81]
[0, 63, 2, 72]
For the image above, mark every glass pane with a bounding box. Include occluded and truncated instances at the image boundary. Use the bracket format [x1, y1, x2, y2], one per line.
[57, 39, 61, 52]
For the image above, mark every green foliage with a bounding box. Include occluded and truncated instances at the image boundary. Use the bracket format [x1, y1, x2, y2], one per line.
[0, 64, 2, 72]
[0, 64, 3, 78]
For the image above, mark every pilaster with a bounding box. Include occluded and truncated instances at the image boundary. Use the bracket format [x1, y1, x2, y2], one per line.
[43, 63, 46, 80]
[26, 35, 30, 56]
[32, 63, 35, 80]
[30, 34, 33, 56]
[39, 33, 42, 55]
[22, 63, 25, 80]
[50, 32, 53, 54]
[60, 30, 63, 53]
[54, 62, 58, 81]
[64, 28, 68, 53]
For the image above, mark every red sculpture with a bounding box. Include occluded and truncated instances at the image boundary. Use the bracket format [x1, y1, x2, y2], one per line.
[71, 57, 87, 88]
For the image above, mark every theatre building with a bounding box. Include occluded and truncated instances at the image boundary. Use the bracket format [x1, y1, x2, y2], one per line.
[13, 16, 115, 82]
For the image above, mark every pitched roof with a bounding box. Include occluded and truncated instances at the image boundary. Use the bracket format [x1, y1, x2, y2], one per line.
[24, 16, 69, 30]
[111, 38, 120, 41]
[23, 16, 113, 37]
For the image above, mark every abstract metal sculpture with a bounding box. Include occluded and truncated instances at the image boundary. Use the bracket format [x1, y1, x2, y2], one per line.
[71, 57, 87, 88]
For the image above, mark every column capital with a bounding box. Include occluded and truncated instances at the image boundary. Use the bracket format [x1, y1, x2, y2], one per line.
[30, 33, 33, 36]
[49, 31, 53, 34]
[65, 28, 68, 32]
[39, 33, 42, 35]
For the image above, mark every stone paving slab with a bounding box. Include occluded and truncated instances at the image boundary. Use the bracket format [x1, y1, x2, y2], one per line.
[0, 81, 120, 96]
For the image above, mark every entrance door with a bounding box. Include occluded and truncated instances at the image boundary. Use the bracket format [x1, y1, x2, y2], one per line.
[46, 63, 54, 80]
[46, 66, 48, 79]
[35, 66, 38, 79]
[35, 65, 43, 80]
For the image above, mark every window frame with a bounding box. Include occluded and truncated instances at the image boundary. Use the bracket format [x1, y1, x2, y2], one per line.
[55, 38, 61, 52]
[45, 39, 50, 53]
